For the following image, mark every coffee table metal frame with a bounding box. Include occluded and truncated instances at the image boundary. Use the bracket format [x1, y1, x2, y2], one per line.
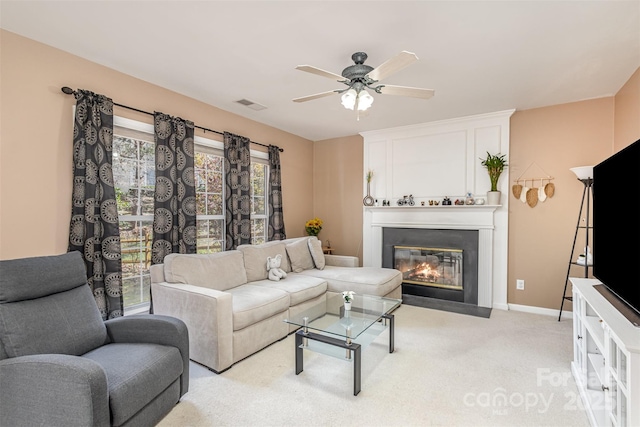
[286, 294, 400, 396]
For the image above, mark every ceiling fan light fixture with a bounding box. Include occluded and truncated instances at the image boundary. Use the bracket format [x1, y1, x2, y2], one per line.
[341, 88, 358, 110]
[357, 90, 374, 111]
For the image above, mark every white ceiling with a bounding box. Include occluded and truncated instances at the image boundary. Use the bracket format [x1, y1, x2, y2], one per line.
[1, 1, 639, 141]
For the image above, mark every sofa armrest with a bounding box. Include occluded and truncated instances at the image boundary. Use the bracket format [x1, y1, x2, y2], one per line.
[324, 254, 360, 267]
[105, 314, 190, 396]
[0, 354, 109, 427]
[151, 282, 234, 373]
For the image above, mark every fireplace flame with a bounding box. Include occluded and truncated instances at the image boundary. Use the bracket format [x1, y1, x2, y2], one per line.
[410, 262, 441, 282]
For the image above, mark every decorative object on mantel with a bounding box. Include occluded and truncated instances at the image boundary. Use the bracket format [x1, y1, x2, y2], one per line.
[465, 193, 475, 205]
[304, 217, 323, 236]
[442, 197, 452, 205]
[363, 170, 375, 206]
[513, 162, 555, 208]
[480, 152, 508, 205]
[342, 291, 355, 311]
[397, 195, 415, 206]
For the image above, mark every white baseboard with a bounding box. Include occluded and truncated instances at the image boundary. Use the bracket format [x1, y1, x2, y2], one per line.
[491, 302, 509, 311]
[508, 303, 573, 320]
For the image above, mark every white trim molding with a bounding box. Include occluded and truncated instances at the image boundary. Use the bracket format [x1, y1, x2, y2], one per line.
[361, 110, 514, 310]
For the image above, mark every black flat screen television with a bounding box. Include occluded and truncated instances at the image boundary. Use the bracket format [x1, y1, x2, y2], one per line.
[592, 138, 640, 326]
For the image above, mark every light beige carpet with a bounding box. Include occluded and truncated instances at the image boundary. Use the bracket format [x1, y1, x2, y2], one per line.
[158, 305, 589, 427]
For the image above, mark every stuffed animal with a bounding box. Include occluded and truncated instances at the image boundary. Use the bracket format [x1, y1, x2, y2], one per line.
[267, 254, 287, 281]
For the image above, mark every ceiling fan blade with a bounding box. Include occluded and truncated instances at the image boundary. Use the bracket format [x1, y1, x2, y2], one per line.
[292, 90, 339, 103]
[295, 65, 345, 81]
[366, 51, 418, 82]
[378, 85, 435, 99]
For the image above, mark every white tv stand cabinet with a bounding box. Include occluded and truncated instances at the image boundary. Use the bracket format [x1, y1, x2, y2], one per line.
[570, 278, 640, 427]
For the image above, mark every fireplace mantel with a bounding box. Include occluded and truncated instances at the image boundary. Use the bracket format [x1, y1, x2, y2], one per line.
[363, 204, 505, 309]
[365, 205, 499, 229]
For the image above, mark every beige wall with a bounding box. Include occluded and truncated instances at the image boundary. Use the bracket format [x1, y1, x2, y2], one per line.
[614, 67, 640, 152]
[508, 98, 614, 311]
[0, 30, 313, 259]
[312, 135, 363, 259]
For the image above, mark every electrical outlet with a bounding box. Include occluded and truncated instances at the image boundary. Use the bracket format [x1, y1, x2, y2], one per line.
[516, 279, 525, 290]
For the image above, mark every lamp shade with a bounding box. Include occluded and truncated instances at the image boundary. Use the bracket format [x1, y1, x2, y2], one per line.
[357, 90, 374, 111]
[341, 89, 357, 110]
[570, 166, 594, 180]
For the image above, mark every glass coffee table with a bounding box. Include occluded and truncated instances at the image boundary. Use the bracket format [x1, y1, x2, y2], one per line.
[284, 293, 401, 395]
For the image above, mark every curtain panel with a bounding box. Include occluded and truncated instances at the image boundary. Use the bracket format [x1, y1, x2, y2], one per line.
[223, 131, 252, 250]
[151, 113, 197, 265]
[68, 89, 123, 320]
[268, 145, 286, 241]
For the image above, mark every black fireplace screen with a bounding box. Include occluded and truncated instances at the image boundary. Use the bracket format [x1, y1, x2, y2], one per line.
[394, 245, 463, 290]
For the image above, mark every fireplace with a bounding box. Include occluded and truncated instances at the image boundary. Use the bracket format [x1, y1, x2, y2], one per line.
[362, 204, 506, 310]
[383, 227, 478, 305]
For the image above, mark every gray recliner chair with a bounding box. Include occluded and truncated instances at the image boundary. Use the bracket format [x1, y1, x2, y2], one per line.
[0, 251, 189, 427]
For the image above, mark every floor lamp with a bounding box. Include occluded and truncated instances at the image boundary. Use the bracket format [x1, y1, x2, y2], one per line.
[558, 166, 593, 321]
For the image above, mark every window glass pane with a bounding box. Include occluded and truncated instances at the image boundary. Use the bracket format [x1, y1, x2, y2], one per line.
[252, 218, 266, 245]
[119, 219, 153, 309]
[195, 149, 225, 253]
[251, 163, 267, 215]
[196, 219, 224, 253]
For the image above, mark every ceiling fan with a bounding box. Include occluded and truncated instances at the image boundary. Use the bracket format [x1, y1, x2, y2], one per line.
[293, 51, 435, 113]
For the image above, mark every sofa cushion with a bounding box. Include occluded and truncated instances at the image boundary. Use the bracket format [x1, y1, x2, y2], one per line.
[286, 238, 315, 273]
[253, 274, 327, 306]
[307, 237, 325, 270]
[82, 343, 183, 426]
[238, 242, 291, 282]
[299, 266, 402, 297]
[163, 251, 247, 291]
[227, 284, 290, 331]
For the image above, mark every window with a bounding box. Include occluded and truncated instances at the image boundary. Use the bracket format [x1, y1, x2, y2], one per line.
[112, 117, 269, 313]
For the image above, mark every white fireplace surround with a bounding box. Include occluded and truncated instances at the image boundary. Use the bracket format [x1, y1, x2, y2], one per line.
[360, 110, 514, 310]
[363, 205, 503, 309]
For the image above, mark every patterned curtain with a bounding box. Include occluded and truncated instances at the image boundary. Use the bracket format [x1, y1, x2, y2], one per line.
[151, 113, 197, 265]
[68, 89, 123, 320]
[268, 145, 286, 241]
[224, 131, 252, 250]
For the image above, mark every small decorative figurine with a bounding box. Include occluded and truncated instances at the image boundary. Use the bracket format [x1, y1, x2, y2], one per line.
[442, 197, 452, 206]
[465, 192, 475, 205]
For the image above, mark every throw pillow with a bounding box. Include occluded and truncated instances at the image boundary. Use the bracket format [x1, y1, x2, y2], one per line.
[307, 237, 325, 270]
[286, 238, 315, 273]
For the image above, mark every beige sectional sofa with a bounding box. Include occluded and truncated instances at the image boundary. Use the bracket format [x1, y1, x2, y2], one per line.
[150, 236, 402, 373]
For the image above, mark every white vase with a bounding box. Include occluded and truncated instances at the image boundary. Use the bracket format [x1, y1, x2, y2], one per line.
[487, 191, 501, 205]
[344, 301, 352, 311]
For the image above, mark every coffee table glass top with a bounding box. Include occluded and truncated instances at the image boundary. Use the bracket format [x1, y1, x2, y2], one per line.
[284, 293, 401, 340]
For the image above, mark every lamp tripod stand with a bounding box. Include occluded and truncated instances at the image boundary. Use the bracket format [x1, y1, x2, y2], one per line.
[558, 176, 593, 321]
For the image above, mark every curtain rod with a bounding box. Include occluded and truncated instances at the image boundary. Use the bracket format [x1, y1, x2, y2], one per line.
[61, 87, 283, 152]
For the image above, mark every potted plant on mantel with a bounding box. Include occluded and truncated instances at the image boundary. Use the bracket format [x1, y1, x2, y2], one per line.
[480, 152, 508, 205]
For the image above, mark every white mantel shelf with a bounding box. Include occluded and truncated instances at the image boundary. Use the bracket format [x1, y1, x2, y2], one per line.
[364, 205, 500, 230]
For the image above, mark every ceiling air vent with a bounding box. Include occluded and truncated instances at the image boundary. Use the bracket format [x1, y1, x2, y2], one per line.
[235, 99, 267, 111]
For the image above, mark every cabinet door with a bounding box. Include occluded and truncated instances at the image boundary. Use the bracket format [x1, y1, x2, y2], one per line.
[606, 335, 629, 426]
[573, 290, 587, 375]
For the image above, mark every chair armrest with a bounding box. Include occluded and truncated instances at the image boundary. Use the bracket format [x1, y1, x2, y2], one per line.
[151, 282, 234, 373]
[0, 354, 109, 427]
[324, 254, 360, 267]
[105, 314, 190, 396]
